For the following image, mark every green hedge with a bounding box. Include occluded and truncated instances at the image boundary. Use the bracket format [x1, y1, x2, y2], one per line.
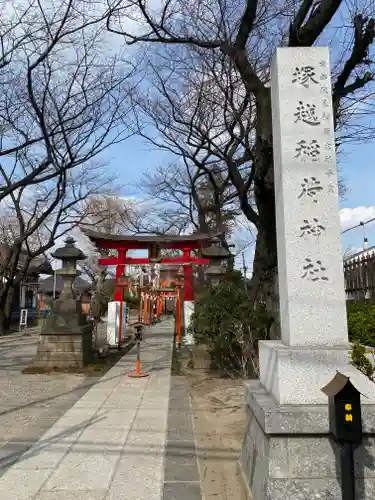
[347, 302, 375, 381]
[347, 302, 375, 347]
[188, 270, 273, 377]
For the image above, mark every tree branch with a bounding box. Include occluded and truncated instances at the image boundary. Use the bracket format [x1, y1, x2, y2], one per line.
[289, 0, 344, 47]
[235, 0, 259, 50]
[332, 15, 375, 124]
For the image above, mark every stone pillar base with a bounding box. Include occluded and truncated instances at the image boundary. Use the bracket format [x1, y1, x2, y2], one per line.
[259, 340, 375, 404]
[239, 380, 375, 500]
[33, 325, 93, 368]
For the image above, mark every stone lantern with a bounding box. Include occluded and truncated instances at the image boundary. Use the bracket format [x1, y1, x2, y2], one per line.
[202, 243, 233, 285]
[51, 236, 87, 300]
[33, 237, 93, 369]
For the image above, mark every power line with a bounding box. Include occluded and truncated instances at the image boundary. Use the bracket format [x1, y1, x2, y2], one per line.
[232, 214, 375, 252]
[234, 239, 255, 257]
[341, 216, 375, 235]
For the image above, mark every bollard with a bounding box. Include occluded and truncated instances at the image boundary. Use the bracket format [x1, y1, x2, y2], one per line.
[128, 323, 149, 378]
[321, 372, 363, 500]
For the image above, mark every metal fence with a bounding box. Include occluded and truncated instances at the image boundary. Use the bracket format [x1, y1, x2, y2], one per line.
[344, 252, 375, 302]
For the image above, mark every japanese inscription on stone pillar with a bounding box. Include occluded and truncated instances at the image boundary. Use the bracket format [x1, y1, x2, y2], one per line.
[271, 48, 348, 347]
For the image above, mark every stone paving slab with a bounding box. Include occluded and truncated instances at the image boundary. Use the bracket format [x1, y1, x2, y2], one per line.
[163, 375, 203, 500]
[163, 482, 202, 500]
[0, 319, 177, 500]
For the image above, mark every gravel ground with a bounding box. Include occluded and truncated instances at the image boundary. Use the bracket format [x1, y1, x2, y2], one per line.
[188, 373, 248, 500]
[0, 330, 97, 476]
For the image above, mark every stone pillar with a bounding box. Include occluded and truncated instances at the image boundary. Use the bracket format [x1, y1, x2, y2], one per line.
[239, 48, 375, 500]
[107, 301, 127, 347]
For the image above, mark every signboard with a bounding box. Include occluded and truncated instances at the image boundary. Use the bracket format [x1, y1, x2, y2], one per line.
[19, 309, 28, 331]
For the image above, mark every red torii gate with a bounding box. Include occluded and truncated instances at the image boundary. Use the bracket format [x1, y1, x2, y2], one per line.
[83, 230, 219, 344]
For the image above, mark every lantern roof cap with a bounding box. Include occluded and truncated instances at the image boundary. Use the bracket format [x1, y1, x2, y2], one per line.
[321, 371, 364, 397]
[205, 264, 226, 275]
[202, 244, 232, 258]
[51, 237, 86, 261]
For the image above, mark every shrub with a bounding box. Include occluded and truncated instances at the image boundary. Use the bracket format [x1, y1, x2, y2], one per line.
[347, 302, 375, 380]
[189, 270, 273, 378]
[347, 302, 375, 347]
[351, 342, 375, 381]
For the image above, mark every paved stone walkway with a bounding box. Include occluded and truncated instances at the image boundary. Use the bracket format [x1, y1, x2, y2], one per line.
[0, 318, 202, 500]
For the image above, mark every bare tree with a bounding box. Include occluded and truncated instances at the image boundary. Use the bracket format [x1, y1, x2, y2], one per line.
[0, 0, 139, 333]
[0, 163, 116, 333]
[108, 0, 375, 335]
[140, 161, 239, 238]
[129, 58, 244, 242]
[0, 0, 136, 200]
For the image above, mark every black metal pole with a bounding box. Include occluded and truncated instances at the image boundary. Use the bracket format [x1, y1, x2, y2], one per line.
[340, 442, 356, 500]
[136, 341, 140, 363]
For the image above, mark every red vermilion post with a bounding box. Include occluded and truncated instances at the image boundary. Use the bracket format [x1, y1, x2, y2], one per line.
[114, 250, 126, 349]
[182, 248, 195, 344]
[183, 249, 194, 302]
[143, 294, 147, 323]
[114, 250, 126, 302]
[138, 290, 141, 322]
[175, 290, 181, 347]
[148, 295, 152, 325]
[118, 289, 124, 350]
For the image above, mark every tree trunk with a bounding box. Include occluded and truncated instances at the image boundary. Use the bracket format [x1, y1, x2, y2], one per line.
[0, 285, 17, 335]
[0, 308, 7, 336]
[4, 288, 14, 331]
[249, 204, 279, 340]
[249, 92, 280, 339]
[0, 283, 13, 334]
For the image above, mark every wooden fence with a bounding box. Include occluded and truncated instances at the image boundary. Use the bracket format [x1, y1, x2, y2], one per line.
[344, 252, 375, 303]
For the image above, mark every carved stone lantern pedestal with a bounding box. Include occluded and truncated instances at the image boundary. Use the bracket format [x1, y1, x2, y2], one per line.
[33, 237, 93, 369]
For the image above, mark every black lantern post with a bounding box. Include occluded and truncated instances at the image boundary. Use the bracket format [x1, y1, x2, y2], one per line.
[322, 372, 363, 500]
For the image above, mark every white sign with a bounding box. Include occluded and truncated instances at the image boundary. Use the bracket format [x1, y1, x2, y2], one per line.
[106, 301, 127, 347]
[19, 309, 28, 331]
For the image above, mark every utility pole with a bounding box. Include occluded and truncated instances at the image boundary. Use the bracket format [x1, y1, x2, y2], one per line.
[52, 269, 57, 299]
[242, 252, 247, 279]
